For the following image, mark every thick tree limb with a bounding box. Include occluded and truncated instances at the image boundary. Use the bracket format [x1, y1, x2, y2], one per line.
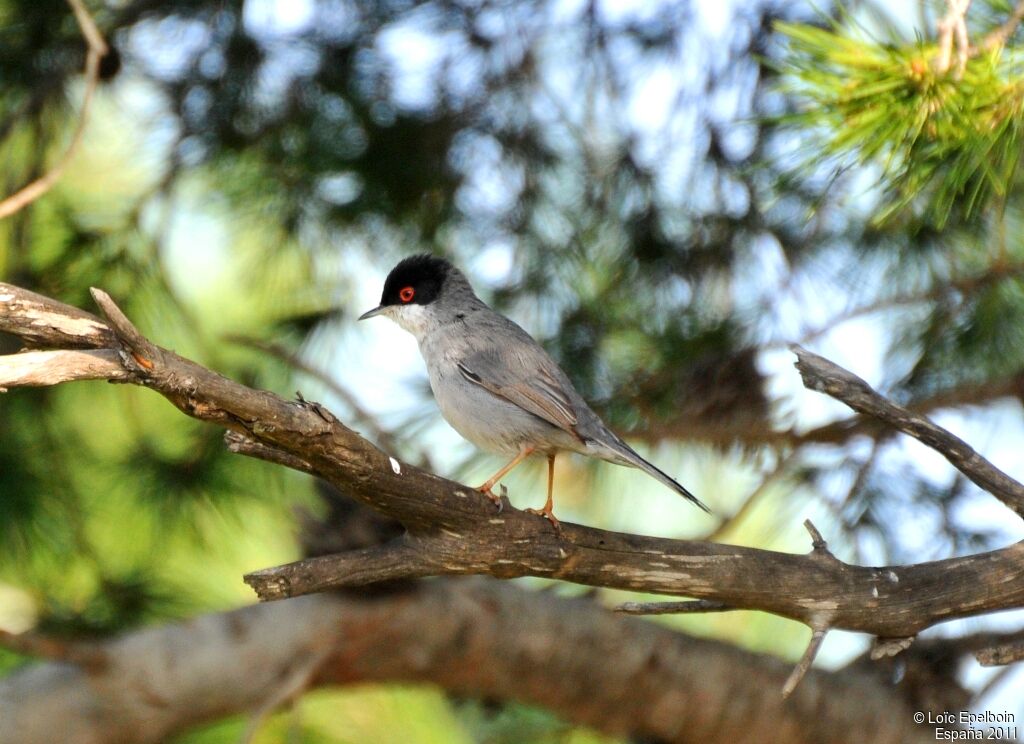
[2, 285, 1023, 643]
[242, 522, 1024, 639]
[0, 581, 935, 744]
[792, 345, 1024, 518]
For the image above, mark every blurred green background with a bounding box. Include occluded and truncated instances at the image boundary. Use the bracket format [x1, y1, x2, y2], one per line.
[2, 0, 1024, 741]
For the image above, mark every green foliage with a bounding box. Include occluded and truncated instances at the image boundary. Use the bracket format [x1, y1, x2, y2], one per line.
[777, 20, 1024, 226]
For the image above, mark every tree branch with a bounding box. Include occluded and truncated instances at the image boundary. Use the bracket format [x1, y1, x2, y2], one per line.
[935, 0, 971, 76]
[0, 348, 128, 389]
[615, 599, 733, 615]
[977, 639, 1024, 666]
[783, 627, 829, 699]
[977, 0, 1024, 51]
[0, 581, 937, 744]
[0, 283, 115, 349]
[2, 285, 1023, 645]
[0, 0, 108, 220]
[792, 345, 1024, 519]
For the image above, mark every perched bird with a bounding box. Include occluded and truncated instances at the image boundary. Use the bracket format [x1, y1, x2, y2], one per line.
[359, 254, 710, 530]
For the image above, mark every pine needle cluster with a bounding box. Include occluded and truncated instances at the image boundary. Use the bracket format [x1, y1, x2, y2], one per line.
[776, 20, 1024, 227]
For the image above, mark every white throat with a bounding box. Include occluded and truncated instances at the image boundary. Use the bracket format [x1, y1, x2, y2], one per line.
[381, 303, 436, 341]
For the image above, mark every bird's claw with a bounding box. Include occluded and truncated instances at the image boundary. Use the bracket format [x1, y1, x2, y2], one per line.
[476, 484, 505, 513]
[524, 506, 563, 535]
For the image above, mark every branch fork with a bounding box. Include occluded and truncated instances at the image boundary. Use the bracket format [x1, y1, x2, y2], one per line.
[2, 285, 1024, 702]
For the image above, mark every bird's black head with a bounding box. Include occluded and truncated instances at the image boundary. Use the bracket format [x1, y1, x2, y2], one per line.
[359, 254, 454, 322]
[378, 254, 452, 308]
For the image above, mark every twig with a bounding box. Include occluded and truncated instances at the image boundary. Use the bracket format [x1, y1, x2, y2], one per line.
[89, 287, 159, 369]
[0, 283, 115, 349]
[224, 431, 315, 475]
[976, 638, 1024, 666]
[243, 541, 436, 600]
[0, 349, 128, 389]
[803, 519, 828, 553]
[792, 346, 1024, 519]
[0, 0, 108, 220]
[615, 600, 733, 615]
[782, 626, 829, 698]
[935, 0, 972, 76]
[870, 636, 915, 660]
[977, 0, 1024, 51]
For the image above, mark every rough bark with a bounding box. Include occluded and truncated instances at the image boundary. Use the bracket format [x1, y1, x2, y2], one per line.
[792, 345, 1024, 518]
[0, 580, 935, 744]
[1, 282, 1022, 647]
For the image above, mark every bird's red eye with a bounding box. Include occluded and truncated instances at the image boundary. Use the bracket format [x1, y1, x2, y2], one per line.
[399, 286, 415, 303]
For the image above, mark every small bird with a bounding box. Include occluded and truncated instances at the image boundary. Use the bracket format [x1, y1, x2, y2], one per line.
[359, 254, 710, 530]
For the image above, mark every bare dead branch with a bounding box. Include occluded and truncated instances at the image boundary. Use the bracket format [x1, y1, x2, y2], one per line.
[871, 636, 916, 660]
[914, 628, 1024, 655]
[792, 345, 1024, 519]
[224, 431, 316, 474]
[0, 0, 108, 220]
[977, 639, 1024, 666]
[774, 522, 837, 698]
[243, 541, 438, 597]
[2, 285, 1023, 644]
[615, 600, 733, 615]
[89, 288, 160, 369]
[640, 367, 1024, 452]
[803, 518, 828, 552]
[0, 349, 128, 389]
[0, 581, 935, 744]
[0, 283, 114, 349]
[935, 0, 971, 76]
[240, 526, 1024, 640]
[782, 627, 829, 699]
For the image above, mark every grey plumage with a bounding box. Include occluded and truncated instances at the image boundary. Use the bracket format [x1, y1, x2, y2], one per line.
[359, 255, 710, 520]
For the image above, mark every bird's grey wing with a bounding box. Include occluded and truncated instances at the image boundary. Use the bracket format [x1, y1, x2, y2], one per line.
[456, 348, 581, 437]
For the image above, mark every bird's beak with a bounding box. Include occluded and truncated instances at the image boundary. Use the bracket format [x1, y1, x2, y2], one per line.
[358, 305, 386, 321]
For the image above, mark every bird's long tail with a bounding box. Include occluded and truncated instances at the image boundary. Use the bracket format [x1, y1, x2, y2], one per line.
[590, 432, 711, 514]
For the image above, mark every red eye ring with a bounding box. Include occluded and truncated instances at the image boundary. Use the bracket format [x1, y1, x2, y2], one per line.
[399, 286, 415, 303]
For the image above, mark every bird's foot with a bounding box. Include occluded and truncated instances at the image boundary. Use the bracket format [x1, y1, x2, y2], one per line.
[524, 505, 563, 535]
[475, 484, 505, 513]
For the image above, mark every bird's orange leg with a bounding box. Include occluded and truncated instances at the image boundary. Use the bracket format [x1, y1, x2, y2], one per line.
[475, 445, 535, 509]
[525, 453, 562, 533]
